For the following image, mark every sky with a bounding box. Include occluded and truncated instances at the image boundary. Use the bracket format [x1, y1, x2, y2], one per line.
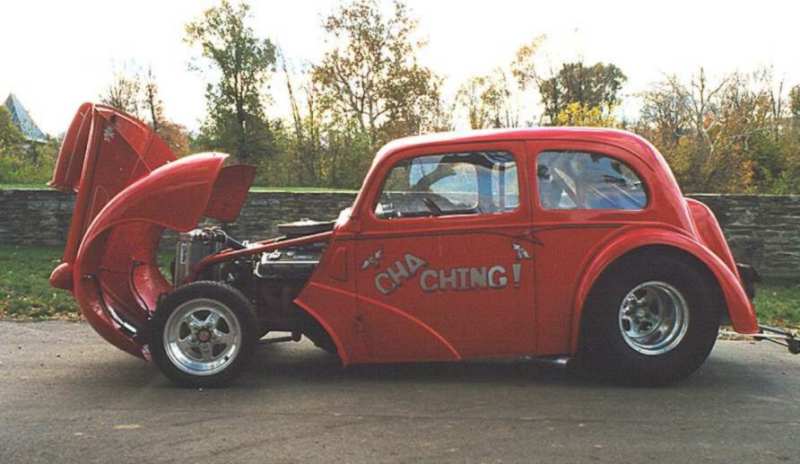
[2, 0, 799, 135]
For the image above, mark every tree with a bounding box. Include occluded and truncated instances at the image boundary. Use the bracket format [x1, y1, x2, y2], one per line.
[514, 58, 626, 125]
[637, 67, 799, 193]
[142, 67, 165, 132]
[554, 102, 620, 127]
[258, 0, 453, 189]
[185, 0, 277, 162]
[790, 85, 800, 119]
[0, 106, 25, 153]
[510, 35, 546, 93]
[279, 53, 325, 186]
[456, 69, 519, 129]
[0, 106, 60, 184]
[263, 53, 377, 189]
[311, 0, 447, 148]
[100, 66, 190, 156]
[158, 121, 191, 157]
[638, 79, 691, 148]
[100, 69, 142, 117]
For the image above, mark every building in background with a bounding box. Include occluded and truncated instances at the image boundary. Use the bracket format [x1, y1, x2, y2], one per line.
[4, 93, 47, 142]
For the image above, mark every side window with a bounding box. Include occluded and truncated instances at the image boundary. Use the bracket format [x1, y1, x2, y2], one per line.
[537, 151, 647, 210]
[375, 151, 519, 219]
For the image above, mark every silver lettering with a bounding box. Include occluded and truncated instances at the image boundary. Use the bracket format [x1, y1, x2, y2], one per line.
[386, 261, 410, 285]
[488, 265, 508, 288]
[375, 273, 395, 295]
[377, 253, 519, 295]
[512, 263, 521, 288]
[456, 267, 470, 290]
[405, 254, 427, 274]
[420, 269, 438, 292]
[469, 267, 488, 288]
[439, 268, 458, 290]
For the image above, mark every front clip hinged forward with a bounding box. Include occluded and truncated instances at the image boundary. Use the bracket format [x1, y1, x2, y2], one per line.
[721, 325, 800, 354]
[48, 103, 256, 360]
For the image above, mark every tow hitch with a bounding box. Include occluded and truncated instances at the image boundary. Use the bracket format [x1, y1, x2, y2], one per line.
[756, 325, 800, 354]
[720, 325, 800, 354]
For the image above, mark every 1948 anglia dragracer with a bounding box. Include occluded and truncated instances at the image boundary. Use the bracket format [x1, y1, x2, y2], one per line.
[48, 104, 799, 387]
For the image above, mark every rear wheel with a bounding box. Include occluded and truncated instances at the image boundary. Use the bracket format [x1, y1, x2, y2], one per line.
[579, 254, 721, 386]
[151, 281, 258, 387]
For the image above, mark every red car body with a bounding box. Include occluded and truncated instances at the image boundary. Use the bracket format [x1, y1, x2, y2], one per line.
[49, 104, 759, 368]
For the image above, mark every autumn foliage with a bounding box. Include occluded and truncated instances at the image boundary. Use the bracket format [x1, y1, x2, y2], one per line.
[4, 0, 799, 194]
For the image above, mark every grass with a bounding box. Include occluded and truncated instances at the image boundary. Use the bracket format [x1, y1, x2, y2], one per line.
[753, 281, 800, 328]
[1, 244, 798, 328]
[0, 245, 79, 320]
[0, 183, 50, 190]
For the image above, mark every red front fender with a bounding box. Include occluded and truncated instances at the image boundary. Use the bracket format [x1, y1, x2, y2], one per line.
[570, 226, 759, 353]
[72, 154, 254, 358]
[50, 104, 254, 359]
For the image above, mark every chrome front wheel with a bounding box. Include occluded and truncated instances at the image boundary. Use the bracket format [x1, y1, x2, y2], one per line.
[163, 298, 242, 376]
[151, 281, 258, 387]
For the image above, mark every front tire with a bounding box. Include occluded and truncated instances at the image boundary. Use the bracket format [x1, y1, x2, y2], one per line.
[150, 281, 258, 388]
[579, 254, 721, 386]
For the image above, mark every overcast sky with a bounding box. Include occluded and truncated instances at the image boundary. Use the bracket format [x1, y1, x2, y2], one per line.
[2, 0, 799, 135]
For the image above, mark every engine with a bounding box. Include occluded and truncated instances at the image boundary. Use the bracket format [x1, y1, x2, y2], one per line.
[170, 220, 336, 350]
[172, 228, 226, 286]
[250, 220, 333, 336]
[255, 244, 325, 281]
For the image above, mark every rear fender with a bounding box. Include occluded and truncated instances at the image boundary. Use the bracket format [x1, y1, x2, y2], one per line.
[571, 226, 759, 353]
[685, 198, 741, 280]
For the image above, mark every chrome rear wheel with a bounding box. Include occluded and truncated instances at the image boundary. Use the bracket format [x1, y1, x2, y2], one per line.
[618, 281, 690, 356]
[579, 254, 720, 386]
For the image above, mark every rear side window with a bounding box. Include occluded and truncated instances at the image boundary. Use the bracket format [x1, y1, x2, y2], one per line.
[375, 151, 519, 219]
[537, 151, 647, 210]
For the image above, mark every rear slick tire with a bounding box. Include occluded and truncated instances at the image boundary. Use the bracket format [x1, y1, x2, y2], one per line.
[579, 255, 721, 386]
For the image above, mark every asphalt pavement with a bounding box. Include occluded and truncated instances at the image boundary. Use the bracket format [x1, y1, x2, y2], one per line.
[1, 321, 798, 464]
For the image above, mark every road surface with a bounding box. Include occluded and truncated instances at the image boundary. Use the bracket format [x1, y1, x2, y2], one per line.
[1, 321, 798, 463]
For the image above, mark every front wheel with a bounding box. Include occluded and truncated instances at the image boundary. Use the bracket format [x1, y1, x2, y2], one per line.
[150, 281, 258, 387]
[579, 255, 721, 386]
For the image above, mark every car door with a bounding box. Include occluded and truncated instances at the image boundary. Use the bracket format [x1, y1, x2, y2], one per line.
[354, 141, 537, 362]
[525, 139, 654, 355]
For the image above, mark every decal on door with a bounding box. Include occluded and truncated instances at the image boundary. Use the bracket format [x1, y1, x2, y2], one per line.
[369, 243, 531, 296]
[103, 125, 115, 142]
[512, 242, 531, 260]
[361, 248, 384, 270]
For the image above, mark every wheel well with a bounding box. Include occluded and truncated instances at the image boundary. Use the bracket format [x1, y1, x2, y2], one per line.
[296, 306, 338, 353]
[579, 245, 727, 347]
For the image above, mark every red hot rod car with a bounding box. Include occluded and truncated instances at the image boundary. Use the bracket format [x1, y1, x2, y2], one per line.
[48, 104, 796, 387]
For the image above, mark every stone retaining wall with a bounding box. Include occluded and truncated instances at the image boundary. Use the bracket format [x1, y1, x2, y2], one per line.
[688, 194, 800, 279]
[1, 189, 798, 278]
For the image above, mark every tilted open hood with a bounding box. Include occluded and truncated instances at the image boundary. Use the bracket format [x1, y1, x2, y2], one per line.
[49, 104, 255, 358]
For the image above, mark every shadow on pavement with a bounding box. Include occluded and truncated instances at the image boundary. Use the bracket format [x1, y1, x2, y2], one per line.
[83, 340, 779, 395]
